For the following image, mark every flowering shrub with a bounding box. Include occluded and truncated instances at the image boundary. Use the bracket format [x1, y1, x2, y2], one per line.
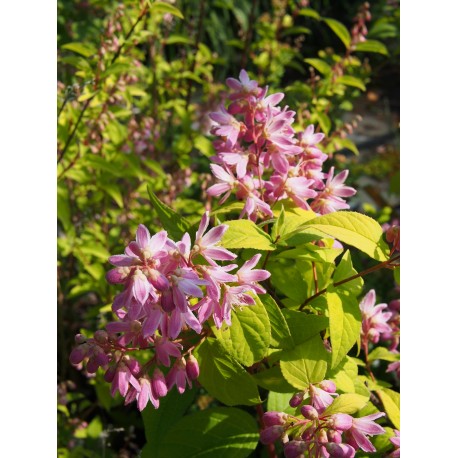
[58, 1, 399, 456]
[67, 68, 400, 457]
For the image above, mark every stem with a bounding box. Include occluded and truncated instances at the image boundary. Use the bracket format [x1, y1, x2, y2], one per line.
[312, 262, 319, 294]
[299, 255, 400, 311]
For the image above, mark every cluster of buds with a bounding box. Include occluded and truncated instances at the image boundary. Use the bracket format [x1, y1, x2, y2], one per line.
[70, 212, 270, 410]
[206, 70, 356, 221]
[122, 116, 158, 155]
[350, 2, 371, 47]
[261, 380, 386, 457]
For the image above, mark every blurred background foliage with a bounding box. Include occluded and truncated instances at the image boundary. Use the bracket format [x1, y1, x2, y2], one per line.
[57, 1, 399, 456]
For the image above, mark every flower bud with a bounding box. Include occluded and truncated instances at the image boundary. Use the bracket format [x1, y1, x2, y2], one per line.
[186, 355, 200, 380]
[319, 380, 336, 393]
[260, 425, 284, 444]
[75, 334, 86, 344]
[104, 365, 116, 383]
[317, 429, 328, 445]
[325, 443, 356, 458]
[289, 391, 305, 407]
[283, 440, 307, 458]
[94, 330, 108, 344]
[152, 368, 168, 398]
[327, 414, 353, 432]
[301, 405, 319, 420]
[263, 411, 288, 427]
[327, 429, 342, 443]
[69, 345, 87, 365]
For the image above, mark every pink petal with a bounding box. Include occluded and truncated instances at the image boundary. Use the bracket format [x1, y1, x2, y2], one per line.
[136, 224, 151, 249]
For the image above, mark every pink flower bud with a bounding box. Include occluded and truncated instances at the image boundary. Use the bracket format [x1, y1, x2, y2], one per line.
[301, 405, 319, 420]
[260, 425, 284, 444]
[319, 380, 336, 393]
[94, 330, 108, 344]
[69, 345, 87, 365]
[327, 429, 342, 443]
[186, 355, 200, 380]
[263, 411, 288, 427]
[283, 440, 307, 458]
[317, 429, 328, 444]
[289, 391, 305, 407]
[75, 334, 86, 344]
[325, 443, 356, 458]
[152, 368, 168, 398]
[104, 365, 116, 383]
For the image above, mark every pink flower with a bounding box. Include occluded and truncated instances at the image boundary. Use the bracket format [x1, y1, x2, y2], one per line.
[344, 412, 385, 453]
[236, 253, 271, 293]
[389, 430, 400, 458]
[192, 211, 237, 265]
[209, 105, 243, 147]
[359, 289, 393, 344]
[226, 69, 259, 100]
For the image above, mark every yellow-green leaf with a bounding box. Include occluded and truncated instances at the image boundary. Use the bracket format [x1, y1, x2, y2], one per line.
[222, 220, 276, 251]
[377, 388, 400, 429]
[303, 211, 391, 261]
[323, 393, 368, 416]
[322, 17, 351, 48]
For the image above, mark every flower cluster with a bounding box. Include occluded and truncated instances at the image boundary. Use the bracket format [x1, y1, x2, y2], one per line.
[260, 380, 386, 457]
[70, 212, 270, 411]
[359, 290, 400, 378]
[206, 70, 356, 221]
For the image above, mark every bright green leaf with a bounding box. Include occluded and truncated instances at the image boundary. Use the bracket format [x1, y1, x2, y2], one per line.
[303, 211, 391, 261]
[336, 75, 366, 91]
[156, 407, 258, 458]
[280, 334, 330, 389]
[258, 294, 294, 350]
[368, 347, 400, 363]
[354, 39, 389, 55]
[326, 290, 361, 369]
[194, 339, 261, 406]
[333, 250, 363, 293]
[222, 220, 276, 251]
[322, 17, 351, 48]
[267, 391, 297, 414]
[150, 2, 184, 19]
[377, 389, 400, 429]
[61, 42, 97, 57]
[304, 58, 332, 76]
[253, 366, 296, 393]
[323, 393, 368, 416]
[213, 298, 271, 366]
[147, 187, 192, 240]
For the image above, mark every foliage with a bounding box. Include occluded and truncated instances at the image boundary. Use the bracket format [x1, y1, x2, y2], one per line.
[57, 1, 400, 457]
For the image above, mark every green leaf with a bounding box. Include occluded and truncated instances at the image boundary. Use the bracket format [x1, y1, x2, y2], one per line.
[304, 58, 332, 76]
[222, 220, 276, 251]
[333, 250, 363, 293]
[194, 339, 261, 406]
[377, 389, 400, 429]
[315, 111, 331, 135]
[281, 26, 311, 37]
[164, 34, 193, 45]
[276, 243, 342, 264]
[155, 407, 258, 458]
[394, 266, 400, 285]
[280, 334, 330, 389]
[336, 75, 366, 91]
[303, 211, 391, 261]
[322, 17, 351, 48]
[368, 347, 400, 363]
[258, 294, 294, 349]
[147, 187, 192, 240]
[100, 183, 124, 208]
[354, 39, 389, 55]
[323, 393, 368, 416]
[141, 387, 196, 457]
[211, 202, 245, 217]
[334, 137, 359, 156]
[213, 297, 271, 366]
[271, 206, 285, 242]
[150, 2, 184, 19]
[298, 8, 321, 19]
[193, 134, 215, 157]
[282, 310, 329, 346]
[267, 391, 297, 413]
[253, 366, 296, 393]
[326, 290, 361, 369]
[79, 242, 111, 260]
[61, 42, 97, 57]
